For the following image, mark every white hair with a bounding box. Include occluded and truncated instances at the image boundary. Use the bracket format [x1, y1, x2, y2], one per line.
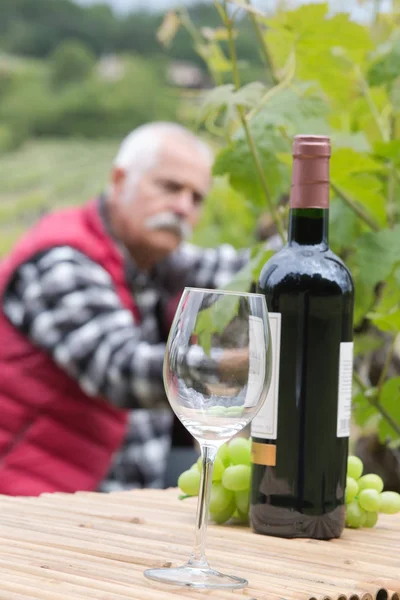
[112, 122, 213, 199]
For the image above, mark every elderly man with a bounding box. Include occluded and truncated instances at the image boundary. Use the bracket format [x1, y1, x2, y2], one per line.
[0, 122, 257, 496]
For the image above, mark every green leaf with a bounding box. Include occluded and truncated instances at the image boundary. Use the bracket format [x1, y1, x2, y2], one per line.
[265, 4, 372, 107]
[233, 82, 267, 108]
[354, 226, 400, 287]
[367, 39, 400, 87]
[198, 83, 235, 122]
[349, 88, 391, 143]
[210, 294, 240, 335]
[390, 76, 400, 109]
[191, 177, 257, 249]
[248, 85, 330, 136]
[352, 392, 378, 428]
[368, 269, 400, 333]
[329, 197, 360, 254]
[330, 149, 387, 226]
[353, 276, 375, 327]
[197, 42, 232, 74]
[194, 308, 213, 357]
[374, 140, 400, 163]
[331, 148, 386, 177]
[213, 125, 288, 207]
[378, 377, 400, 443]
[353, 333, 384, 357]
[213, 84, 329, 207]
[198, 82, 267, 132]
[330, 132, 371, 153]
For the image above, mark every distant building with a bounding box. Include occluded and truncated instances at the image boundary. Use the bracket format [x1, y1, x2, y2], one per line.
[167, 61, 208, 89]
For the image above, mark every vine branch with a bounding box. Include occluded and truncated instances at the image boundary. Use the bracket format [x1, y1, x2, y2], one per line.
[221, 0, 286, 243]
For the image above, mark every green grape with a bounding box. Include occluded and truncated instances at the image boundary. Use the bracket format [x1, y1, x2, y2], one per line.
[190, 462, 199, 471]
[234, 508, 249, 524]
[228, 437, 251, 466]
[222, 465, 251, 492]
[210, 498, 236, 524]
[196, 456, 225, 482]
[379, 491, 400, 515]
[178, 469, 200, 496]
[347, 455, 363, 480]
[358, 473, 384, 493]
[345, 476, 359, 504]
[212, 457, 225, 482]
[208, 406, 226, 417]
[217, 443, 230, 467]
[225, 406, 244, 417]
[235, 489, 250, 515]
[358, 489, 380, 512]
[364, 511, 379, 528]
[345, 500, 367, 528]
[209, 483, 233, 514]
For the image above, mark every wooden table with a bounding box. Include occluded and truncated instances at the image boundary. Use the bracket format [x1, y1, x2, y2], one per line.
[0, 488, 398, 600]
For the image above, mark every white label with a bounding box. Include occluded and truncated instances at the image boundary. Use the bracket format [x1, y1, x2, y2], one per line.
[336, 341, 354, 438]
[250, 312, 281, 439]
[244, 316, 266, 408]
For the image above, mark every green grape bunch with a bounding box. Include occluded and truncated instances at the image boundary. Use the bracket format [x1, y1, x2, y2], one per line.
[177, 439, 400, 529]
[345, 456, 400, 528]
[178, 437, 251, 524]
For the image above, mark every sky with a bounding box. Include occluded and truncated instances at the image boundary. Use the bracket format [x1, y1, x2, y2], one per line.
[74, 0, 392, 22]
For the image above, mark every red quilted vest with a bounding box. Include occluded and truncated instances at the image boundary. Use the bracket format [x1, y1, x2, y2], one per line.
[0, 200, 136, 496]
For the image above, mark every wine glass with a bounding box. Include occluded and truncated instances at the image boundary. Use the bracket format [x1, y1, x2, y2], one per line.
[144, 287, 272, 589]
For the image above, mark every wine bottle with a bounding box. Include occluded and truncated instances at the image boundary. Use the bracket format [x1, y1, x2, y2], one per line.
[250, 135, 354, 539]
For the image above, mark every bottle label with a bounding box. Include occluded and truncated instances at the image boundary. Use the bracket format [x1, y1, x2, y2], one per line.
[250, 312, 281, 440]
[336, 341, 354, 438]
[244, 315, 266, 408]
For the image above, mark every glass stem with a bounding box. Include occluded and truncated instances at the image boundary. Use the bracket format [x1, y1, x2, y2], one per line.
[188, 444, 217, 568]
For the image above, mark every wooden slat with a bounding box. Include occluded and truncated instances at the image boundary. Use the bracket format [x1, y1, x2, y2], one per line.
[0, 489, 398, 600]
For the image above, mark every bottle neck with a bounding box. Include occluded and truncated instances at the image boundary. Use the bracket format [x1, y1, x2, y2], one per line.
[288, 148, 330, 247]
[288, 208, 329, 247]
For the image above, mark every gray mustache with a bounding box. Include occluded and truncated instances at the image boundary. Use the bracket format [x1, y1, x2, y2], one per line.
[144, 212, 192, 240]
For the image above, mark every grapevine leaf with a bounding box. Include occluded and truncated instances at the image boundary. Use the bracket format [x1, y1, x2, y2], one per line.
[374, 140, 400, 163]
[194, 308, 213, 357]
[368, 269, 400, 333]
[352, 392, 378, 428]
[210, 294, 240, 335]
[265, 4, 372, 107]
[353, 277, 375, 327]
[213, 126, 288, 207]
[353, 333, 384, 357]
[329, 198, 360, 255]
[331, 149, 387, 226]
[378, 377, 400, 443]
[248, 86, 330, 136]
[330, 148, 386, 177]
[367, 40, 400, 87]
[330, 132, 371, 153]
[354, 226, 400, 287]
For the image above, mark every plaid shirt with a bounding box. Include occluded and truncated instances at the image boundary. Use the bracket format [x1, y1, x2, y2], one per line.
[2, 199, 253, 491]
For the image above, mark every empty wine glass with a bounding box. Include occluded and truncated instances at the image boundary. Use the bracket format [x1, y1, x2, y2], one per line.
[144, 287, 272, 589]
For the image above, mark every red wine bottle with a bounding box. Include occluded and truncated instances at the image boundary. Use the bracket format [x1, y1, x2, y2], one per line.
[250, 135, 354, 539]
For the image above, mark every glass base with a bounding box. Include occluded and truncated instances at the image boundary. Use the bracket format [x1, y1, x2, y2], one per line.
[144, 562, 248, 589]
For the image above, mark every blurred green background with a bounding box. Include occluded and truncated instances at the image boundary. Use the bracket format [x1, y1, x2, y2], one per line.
[0, 0, 273, 255]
